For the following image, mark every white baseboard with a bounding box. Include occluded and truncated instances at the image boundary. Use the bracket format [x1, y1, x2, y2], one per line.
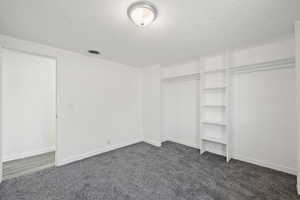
[165, 139, 199, 149]
[144, 139, 161, 147]
[3, 146, 55, 162]
[233, 154, 297, 175]
[56, 138, 142, 166]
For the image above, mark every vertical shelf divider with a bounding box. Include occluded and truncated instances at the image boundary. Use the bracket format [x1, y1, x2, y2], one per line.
[225, 50, 232, 162]
[199, 58, 205, 154]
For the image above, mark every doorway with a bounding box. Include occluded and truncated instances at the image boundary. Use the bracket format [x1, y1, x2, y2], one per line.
[1, 49, 56, 180]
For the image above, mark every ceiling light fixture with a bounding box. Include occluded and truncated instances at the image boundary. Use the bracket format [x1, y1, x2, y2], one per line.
[127, 1, 158, 28]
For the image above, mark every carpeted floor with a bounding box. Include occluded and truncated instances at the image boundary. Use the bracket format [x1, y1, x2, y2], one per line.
[0, 141, 299, 200]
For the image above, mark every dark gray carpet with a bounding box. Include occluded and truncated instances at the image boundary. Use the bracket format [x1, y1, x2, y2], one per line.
[0, 141, 299, 200]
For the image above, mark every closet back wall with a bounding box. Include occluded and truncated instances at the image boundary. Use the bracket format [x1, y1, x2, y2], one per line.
[162, 78, 198, 148]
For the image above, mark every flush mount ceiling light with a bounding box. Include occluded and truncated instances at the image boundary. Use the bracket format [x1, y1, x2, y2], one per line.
[127, 1, 158, 28]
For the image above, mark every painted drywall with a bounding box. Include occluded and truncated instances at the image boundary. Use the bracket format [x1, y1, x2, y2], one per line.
[162, 61, 200, 78]
[161, 37, 297, 174]
[2, 49, 56, 162]
[141, 65, 161, 146]
[0, 35, 142, 166]
[56, 53, 142, 165]
[231, 38, 295, 67]
[295, 21, 300, 194]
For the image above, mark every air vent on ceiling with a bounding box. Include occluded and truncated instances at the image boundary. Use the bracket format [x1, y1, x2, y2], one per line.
[88, 50, 101, 55]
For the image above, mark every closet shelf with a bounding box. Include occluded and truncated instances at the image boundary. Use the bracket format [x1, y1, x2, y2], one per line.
[202, 136, 227, 145]
[201, 121, 227, 126]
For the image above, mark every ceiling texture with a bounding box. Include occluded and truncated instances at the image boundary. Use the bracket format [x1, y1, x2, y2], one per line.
[0, 0, 300, 67]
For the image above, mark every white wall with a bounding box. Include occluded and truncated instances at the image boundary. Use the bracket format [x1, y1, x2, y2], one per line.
[141, 65, 161, 146]
[231, 38, 295, 67]
[162, 61, 200, 78]
[56, 53, 142, 165]
[0, 35, 142, 166]
[2, 49, 56, 162]
[295, 21, 300, 194]
[161, 37, 297, 174]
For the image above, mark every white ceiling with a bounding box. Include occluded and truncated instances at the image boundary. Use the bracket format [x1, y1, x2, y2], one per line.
[0, 0, 300, 67]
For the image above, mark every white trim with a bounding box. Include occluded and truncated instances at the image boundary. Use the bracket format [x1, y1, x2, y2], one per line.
[230, 57, 295, 74]
[56, 138, 142, 166]
[3, 146, 56, 162]
[144, 139, 162, 147]
[165, 139, 198, 149]
[162, 73, 201, 82]
[233, 154, 297, 175]
[0, 45, 3, 183]
[297, 185, 300, 195]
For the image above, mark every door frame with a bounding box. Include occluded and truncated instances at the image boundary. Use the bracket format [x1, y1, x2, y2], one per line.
[0, 45, 3, 183]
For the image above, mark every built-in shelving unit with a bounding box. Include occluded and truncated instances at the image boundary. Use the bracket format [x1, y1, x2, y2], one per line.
[199, 53, 231, 162]
[161, 56, 294, 165]
[161, 55, 232, 163]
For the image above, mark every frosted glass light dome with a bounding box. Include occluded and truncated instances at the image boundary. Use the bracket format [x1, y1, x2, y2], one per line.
[127, 1, 158, 28]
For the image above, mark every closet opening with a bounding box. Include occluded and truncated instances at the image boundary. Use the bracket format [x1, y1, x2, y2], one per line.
[162, 75, 200, 149]
[161, 60, 231, 161]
